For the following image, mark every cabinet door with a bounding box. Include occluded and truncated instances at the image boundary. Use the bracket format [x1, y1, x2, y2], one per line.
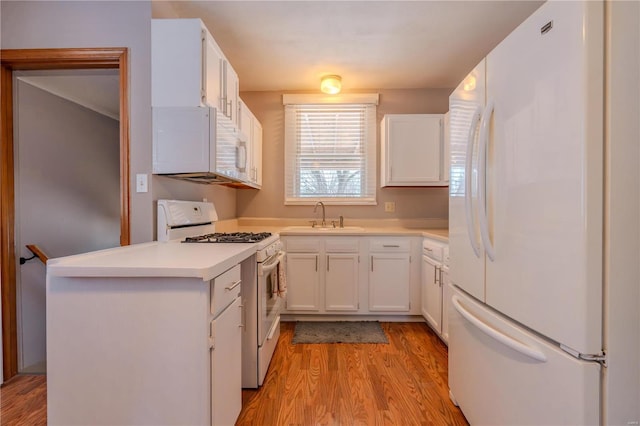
[325, 253, 359, 311]
[211, 297, 242, 426]
[151, 19, 205, 107]
[369, 254, 410, 311]
[223, 61, 240, 126]
[422, 256, 442, 334]
[441, 268, 450, 344]
[204, 32, 223, 110]
[381, 114, 443, 186]
[285, 253, 320, 311]
[238, 101, 252, 141]
[252, 119, 263, 186]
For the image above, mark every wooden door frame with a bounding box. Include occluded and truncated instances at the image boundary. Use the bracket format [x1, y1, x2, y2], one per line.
[1, 48, 130, 381]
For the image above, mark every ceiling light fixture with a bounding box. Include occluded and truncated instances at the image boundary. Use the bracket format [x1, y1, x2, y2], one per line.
[320, 75, 342, 94]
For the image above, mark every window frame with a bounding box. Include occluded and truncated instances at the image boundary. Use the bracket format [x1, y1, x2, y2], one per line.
[283, 93, 379, 206]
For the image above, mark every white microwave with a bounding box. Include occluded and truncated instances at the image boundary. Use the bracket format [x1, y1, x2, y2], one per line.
[152, 106, 247, 183]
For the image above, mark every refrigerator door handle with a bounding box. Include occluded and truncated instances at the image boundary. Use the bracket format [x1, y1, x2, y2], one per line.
[465, 106, 483, 258]
[477, 100, 496, 261]
[452, 295, 547, 362]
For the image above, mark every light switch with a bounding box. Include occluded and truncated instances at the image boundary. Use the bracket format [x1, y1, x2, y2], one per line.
[136, 173, 148, 193]
[385, 202, 395, 212]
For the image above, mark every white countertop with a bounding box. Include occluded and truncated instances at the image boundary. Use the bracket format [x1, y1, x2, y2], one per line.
[47, 240, 257, 282]
[218, 217, 449, 243]
[232, 225, 448, 242]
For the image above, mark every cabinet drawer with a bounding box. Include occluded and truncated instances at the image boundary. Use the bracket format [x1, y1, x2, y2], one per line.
[211, 264, 241, 316]
[325, 238, 359, 253]
[284, 238, 321, 253]
[369, 239, 410, 252]
[423, 239, 445, 262]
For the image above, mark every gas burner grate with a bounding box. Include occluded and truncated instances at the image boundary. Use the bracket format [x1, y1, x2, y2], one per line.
[182, 232, 272, 243]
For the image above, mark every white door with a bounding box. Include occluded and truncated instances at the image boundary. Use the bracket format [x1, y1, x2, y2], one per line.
[484, 0, 603, 354]
[448, 285, 600, 425]
[448, 59, 486, 301]
[325, 253, 359, 311]
[211, 297, 242, 426]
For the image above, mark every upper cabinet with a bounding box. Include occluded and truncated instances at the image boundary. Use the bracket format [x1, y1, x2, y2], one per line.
[238, 99, 263, 189]
[380, 114, 449, 187]
[152, 19, 261, 188]
[153, 19, 215, 107]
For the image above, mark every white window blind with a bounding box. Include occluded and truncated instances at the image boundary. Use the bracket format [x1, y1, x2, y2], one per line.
[284, 96, 377, 205]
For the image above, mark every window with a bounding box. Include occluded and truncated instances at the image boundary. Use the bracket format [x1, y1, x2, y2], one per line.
[284, 94, 378, 205]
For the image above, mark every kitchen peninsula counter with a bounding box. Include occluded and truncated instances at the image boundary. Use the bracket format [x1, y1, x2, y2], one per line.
[47, 240, 257, 281]
[46, 240, 257, 425]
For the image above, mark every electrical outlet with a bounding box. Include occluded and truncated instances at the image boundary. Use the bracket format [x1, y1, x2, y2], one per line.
[136, 173, 148, 193]
[384, 202, 395, 213]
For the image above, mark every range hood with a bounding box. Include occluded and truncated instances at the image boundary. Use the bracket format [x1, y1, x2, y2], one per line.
[152, 106, 247, 184]
[160, 172, 238, 185]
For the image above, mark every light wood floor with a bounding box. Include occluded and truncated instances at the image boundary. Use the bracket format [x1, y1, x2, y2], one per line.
[0, 322, 467, 425]
[238, 321, 467, 425]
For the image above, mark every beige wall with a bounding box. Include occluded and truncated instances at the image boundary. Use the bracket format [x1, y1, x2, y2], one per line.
[237, 88, 452, 221]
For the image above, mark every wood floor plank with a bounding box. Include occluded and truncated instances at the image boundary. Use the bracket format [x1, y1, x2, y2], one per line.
[1, 322, 468, 426]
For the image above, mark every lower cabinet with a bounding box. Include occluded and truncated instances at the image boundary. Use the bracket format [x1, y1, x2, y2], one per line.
[421, 254, 443, 332]
[47, 262, 245, 426]
[369, 238, 412, 312]
[284, 237, 360, 313]
[421, 238, 449, 344]
[325, 252, 359, 311]
[282, 235, 420, 316]
[441, 264, 450, 344]
[210, 264, 243, 425]
[369, 253, 410, 311]
[211, 296, 242, 425]
[285, 252, 321, 311]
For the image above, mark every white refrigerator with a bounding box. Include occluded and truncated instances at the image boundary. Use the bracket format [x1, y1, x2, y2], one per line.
[448, 1, 639, 424]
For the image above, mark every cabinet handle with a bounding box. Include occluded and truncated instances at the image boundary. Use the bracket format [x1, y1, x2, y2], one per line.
[227, 100, 233, 120]
[315, 255, 318, 272]
[439, 268, 443, 287]
[239, 301, 245, 328]
[383, 244, 400, 248]
[434, 266, 437, 284]
[371, 256, 374, 272]
[327, 255, 330, 271]
[225, 280, 241, 291]
[200, 30, 207, 104]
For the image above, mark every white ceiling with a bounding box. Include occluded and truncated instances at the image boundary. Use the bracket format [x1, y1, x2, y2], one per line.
[22, 1, 545, 117]
[157, 0, 545, 92]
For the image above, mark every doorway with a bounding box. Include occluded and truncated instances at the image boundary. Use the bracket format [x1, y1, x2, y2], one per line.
[1, 48, 131, 382]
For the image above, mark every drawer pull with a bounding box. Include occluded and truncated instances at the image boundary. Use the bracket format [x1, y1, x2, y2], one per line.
[383, 244, 400, 248]
[225, 280, 242, 291]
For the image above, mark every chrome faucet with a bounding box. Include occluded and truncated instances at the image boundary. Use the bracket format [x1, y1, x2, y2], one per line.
[313, 201, 326, 227]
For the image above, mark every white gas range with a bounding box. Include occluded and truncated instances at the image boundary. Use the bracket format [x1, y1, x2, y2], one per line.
[157, 199, 284, 388]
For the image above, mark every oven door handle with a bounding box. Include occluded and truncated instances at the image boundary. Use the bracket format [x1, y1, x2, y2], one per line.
[258, 251, 285, 276]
